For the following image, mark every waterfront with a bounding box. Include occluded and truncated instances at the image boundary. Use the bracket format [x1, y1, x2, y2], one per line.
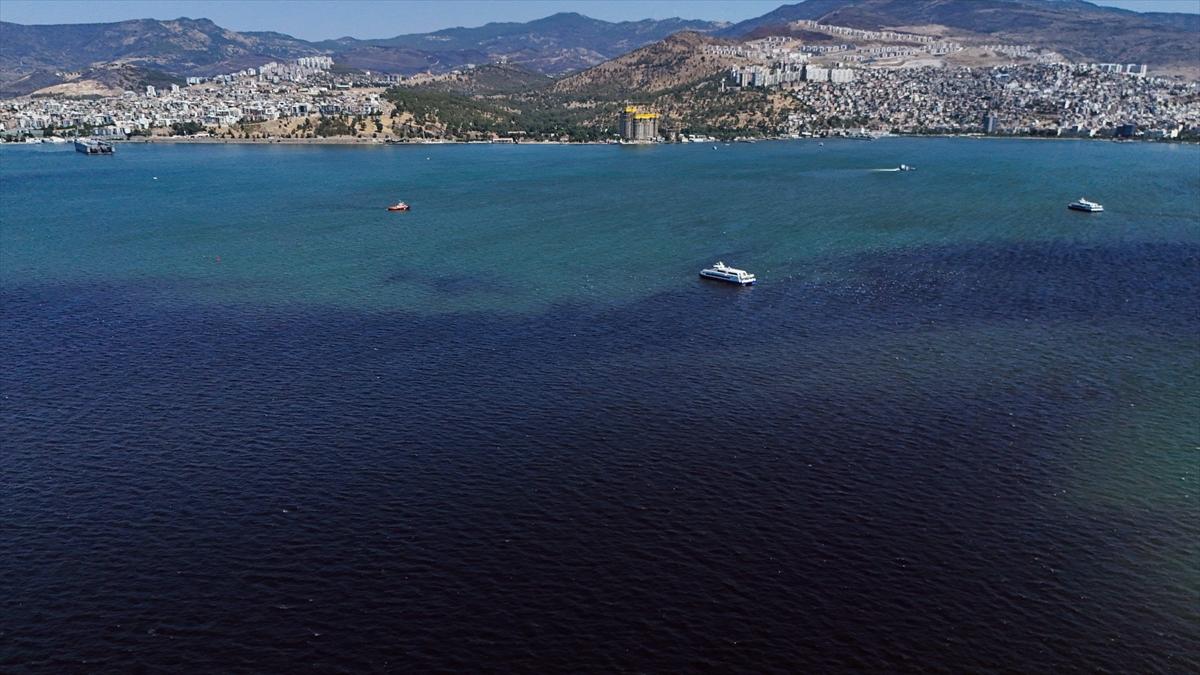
[1, 139, 1197, 671]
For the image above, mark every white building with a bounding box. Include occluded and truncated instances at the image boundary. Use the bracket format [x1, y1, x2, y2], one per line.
[830, 68, 855, 84]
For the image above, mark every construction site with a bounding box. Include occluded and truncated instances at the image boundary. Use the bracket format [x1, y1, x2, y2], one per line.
[618, 106, 660, 142]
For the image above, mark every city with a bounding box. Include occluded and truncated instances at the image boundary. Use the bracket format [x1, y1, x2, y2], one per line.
[2, 44, 1198, 144]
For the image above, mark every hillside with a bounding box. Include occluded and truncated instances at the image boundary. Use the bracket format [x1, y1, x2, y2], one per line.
[25, 64, 182, 98]
[720, 0, 1200, 72]
[409, 64, 554, 96]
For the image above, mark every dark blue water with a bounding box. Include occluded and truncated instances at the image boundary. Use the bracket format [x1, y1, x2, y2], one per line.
[2, 140, 1198, 672]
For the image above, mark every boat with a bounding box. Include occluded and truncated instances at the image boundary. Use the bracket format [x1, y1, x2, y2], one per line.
[898, 164, 916, 171]
[699, 261, 756, 286]
[1068, 197, 1103, 212]
[74, 139, 114, 155]
[387, 201, 410, 212]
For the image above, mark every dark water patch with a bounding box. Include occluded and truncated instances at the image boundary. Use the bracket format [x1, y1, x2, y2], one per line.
[3, 234, 1198, 672]
[381, 268, 513, 297]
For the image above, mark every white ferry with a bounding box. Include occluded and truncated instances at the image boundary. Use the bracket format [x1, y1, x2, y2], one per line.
[1068, 198, 1103, 212]
[700, 261, 756, 285]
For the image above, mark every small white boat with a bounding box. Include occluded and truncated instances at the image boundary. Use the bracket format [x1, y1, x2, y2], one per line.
[1068, 197, 1103, 212]
[898, 164, 916, 171]
[700, 261, 756, 286]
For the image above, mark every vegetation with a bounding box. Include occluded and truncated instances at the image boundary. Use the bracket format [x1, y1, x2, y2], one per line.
[385, 88, 514, 135]
[170, 121, 206, 136]
[315, 116, 356, 136]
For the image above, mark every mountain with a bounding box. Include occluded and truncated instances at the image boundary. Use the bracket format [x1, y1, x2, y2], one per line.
[0, 18, 319, 76]
[720, 0, 1199, 70]
[0, 13, 725, 97]
[349, 13, 726, 74]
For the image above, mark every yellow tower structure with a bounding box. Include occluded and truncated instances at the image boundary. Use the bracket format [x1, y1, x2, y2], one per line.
[619, 105, 661, 141]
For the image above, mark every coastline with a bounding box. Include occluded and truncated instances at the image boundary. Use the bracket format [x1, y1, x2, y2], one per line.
[118, 136, 606, 145]
[6, 135, 1195, 148]
[110, 133, 1190, 145]
[109, 135, 1197, 146]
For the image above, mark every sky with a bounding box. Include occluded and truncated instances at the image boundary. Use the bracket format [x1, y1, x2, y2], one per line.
[1, 0, 1197, 41]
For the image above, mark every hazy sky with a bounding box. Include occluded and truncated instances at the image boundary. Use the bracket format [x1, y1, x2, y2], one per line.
[2, 0, 1196, 41]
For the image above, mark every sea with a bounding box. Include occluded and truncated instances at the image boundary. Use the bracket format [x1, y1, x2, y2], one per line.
[1, 138, 1197, 672]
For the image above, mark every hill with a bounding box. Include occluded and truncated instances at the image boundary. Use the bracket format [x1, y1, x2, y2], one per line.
[720, 0, 1200, 73]
[552, 32, 731, 98]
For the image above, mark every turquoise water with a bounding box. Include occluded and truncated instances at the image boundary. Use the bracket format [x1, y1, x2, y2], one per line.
[3, 139, 1196, 312]
[2, 138, 1198, 671]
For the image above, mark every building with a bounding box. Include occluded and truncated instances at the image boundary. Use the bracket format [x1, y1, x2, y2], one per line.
[983, 112, 998, 134]
[829, 68, 855, 84]
[618, 106, 660, 141]
[804, 66, 830, 82]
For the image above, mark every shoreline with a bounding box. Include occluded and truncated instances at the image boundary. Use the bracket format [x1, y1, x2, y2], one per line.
[7, 135, 1196, 148]
[115, 135, 1199, 146]
[117, 137, 607, 146]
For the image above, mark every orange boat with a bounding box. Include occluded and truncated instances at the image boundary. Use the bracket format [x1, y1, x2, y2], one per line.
[387, 201, 410, 212]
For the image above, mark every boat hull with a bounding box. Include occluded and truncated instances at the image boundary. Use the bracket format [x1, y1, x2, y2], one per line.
[1068, 204, 1102, 212]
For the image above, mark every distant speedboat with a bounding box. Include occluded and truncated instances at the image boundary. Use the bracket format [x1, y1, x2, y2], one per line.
[700, 261, 756, 286]
[387, 201, 410, 212]
[1068, 197, 1103, 212]
[898, 164, 916, 171]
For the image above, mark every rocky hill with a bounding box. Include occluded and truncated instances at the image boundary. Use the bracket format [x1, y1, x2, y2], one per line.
[552, 32, 731, 98]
